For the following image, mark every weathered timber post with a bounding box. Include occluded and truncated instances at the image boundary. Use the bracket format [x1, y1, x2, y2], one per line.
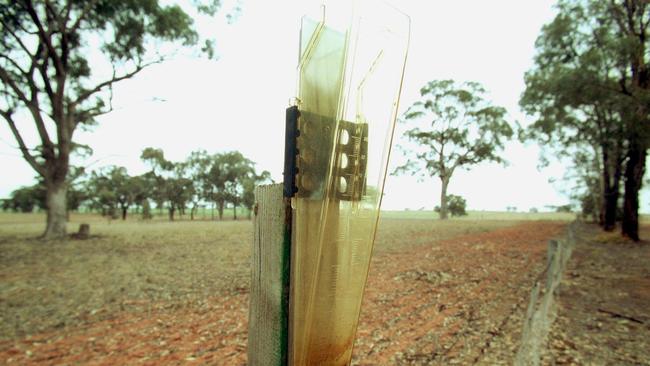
[248, 184, 291, 365]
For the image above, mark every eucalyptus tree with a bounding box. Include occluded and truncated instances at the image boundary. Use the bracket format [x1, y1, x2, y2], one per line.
[521, 1, 629, 232]
[108, 167, 133, 220]
[394, 80, 512, 220]
[163, 175, 194, 221]
[140, 147, 193, 221]
[242, 170, 272, 219]
[225, 152, 257, 220]
[522, 0, 649, 240]
[127, 174, 149, 216]
[521, 70, 626, 231]
[1, 198, 9, 212]
[86, 168, 117, 218]
[0, 0, 222, 238]
[202, 151, 269, 220]
[208, 151, 255, 220]
[5, 185, 43, 212]
[185, 150, 212, 220]
[607, 0, 650, 240]
[205, 152, 245, 220]
[104, 167, 148, 220]
[84, 166, 131, 219]
[205, 153, 228, 220]
[570, 150, 602, 223]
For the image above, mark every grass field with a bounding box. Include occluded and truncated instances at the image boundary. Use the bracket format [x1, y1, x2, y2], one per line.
[0, 210, 573, 342]
[0, 210, 584, 365]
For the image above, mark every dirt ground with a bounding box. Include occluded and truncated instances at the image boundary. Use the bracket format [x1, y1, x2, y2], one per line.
[541, 225, 650, 366]
[0, 220, 566, 365]
[353, 221, 565, 365]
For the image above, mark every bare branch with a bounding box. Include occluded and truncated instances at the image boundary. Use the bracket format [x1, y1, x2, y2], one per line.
[0, 55, 28, 76]
[0, 61, 56, 157]
[0, 17, 34, 58]
[0, 17, 48, 108]
[72, 59, 163, 107]
[0, 65, 31, 105]
[23, 0, 64, 75]
[35, 45, 55, 103]
[0, 110, 45, 176]
[86, 105, 114, 120]
[74, 83, 115, 125]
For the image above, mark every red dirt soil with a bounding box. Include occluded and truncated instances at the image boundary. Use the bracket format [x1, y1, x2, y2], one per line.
[0, 221, 564, 365]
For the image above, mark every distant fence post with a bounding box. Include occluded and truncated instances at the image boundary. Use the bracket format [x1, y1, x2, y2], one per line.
[515, 222, 577, 366]
[248, 184, 291, 365]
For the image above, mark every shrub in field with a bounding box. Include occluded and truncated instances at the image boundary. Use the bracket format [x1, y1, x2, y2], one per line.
[435, 194, 467, 217]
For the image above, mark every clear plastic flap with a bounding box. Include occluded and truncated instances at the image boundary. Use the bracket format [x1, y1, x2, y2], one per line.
[291, 1, 410, 364]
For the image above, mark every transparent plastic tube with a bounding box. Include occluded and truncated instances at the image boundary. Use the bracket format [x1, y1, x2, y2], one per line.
[290, 1, 410, 364]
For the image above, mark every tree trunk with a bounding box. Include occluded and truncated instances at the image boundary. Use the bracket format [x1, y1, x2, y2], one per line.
[142, 200, 152, 220]
[602, 160, 621, 231]
[603, 189, 618, 231]
[168, 206, 175, 221]
[233, 203, 237, 220]
[597, 167, 606, 227]
[600, 137, 624, 231]
[43, 182, 68, 239]
[211, 202, 215, 220]
[218, 201, 224, 220]
[622, 140, 646, 241]
[190, 203, 197, 221]
[620, 16, 649, 241]
[592, 190, 602, 224]
[121, 206, 128, 220]
[439, 177, 449, 220]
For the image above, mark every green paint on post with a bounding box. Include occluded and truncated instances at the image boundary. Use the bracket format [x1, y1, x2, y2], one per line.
[280, 199, 292, 365]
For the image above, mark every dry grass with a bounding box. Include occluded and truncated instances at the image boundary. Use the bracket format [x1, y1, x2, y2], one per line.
[0, 214, 250, 340]
[0, 211, 570, 341]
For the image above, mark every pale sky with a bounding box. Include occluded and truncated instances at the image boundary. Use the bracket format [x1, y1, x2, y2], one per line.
[2, 0, 647, 212]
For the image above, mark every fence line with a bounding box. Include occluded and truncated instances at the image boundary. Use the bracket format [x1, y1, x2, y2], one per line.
[514, 221, 577, 366]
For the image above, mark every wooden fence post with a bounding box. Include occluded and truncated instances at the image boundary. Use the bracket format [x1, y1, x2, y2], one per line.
[248, 184, 291, 365]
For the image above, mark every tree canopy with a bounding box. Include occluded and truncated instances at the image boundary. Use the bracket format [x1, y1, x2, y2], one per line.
[0, 0, 223, 238]
[521, 0, 649, 240]
[3, 148, 272, 222]
[394, 80, 513, 219]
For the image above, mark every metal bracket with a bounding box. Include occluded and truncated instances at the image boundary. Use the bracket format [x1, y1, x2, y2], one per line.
[292, 110, 368, 201]
[283, 106, 300, 198]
